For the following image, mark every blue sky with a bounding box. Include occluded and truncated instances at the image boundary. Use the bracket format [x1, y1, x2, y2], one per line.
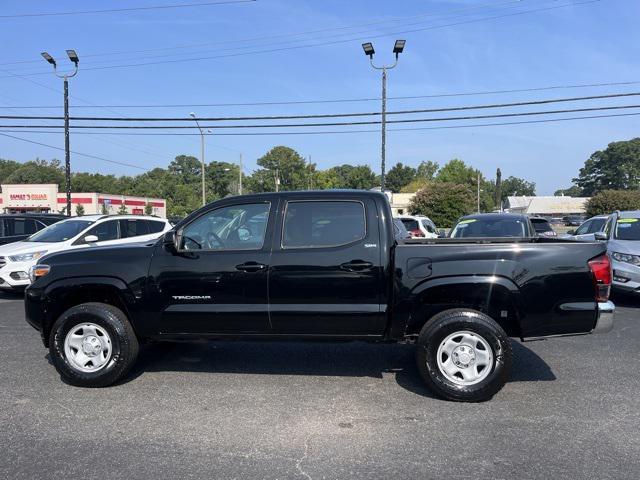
[0, 0, 639, 194]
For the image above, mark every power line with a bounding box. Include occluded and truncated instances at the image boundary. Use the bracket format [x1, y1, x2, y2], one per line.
[0, 1, 255, 19]
[2, 112, 638, 136]
[2, 104, 639, 129]
[2, 80, 639, 110]
[1, 92, 638, 121]
[0, 0, 603, 78]
[0, 0, 525, 67]
[0, 132, 148, 170]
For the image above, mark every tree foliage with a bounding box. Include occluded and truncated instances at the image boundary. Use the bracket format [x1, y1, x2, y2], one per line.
[409, 182, 475, 228]
[585, 190, 640, 217]
[385, 162, 416, 193]
[554, 185, 582, 197]
[573, 138, 640, 195]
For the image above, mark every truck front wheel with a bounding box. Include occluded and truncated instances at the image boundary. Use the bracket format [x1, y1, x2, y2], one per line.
[415, 309, 512, 402]
[49, 302, 139, 387]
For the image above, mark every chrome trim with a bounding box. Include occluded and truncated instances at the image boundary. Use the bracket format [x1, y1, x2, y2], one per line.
[592, 301, 615, 334]
[559, 302, 596, 311]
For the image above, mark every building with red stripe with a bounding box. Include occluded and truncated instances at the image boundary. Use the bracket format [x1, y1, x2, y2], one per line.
[1, 184, 166, 218]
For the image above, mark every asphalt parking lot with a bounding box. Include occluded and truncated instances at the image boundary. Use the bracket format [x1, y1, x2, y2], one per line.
[1, 293, 639, 479]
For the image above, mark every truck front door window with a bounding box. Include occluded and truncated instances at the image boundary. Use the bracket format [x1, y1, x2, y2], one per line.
[181, 203, 270, 251]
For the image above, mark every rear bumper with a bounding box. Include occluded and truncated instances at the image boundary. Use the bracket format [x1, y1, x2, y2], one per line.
[592, 301, 615, 334]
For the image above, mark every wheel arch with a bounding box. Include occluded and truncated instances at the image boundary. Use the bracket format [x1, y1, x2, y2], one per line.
[41, 276, 137, 347]
[402, 275, 525, 338]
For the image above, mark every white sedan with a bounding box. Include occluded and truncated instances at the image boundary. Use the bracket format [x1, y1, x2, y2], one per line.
[0, 214, 171, 291]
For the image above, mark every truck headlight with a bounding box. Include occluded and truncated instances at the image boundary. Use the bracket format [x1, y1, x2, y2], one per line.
[28, 264, 50, 283]
[9, 250, 48, 262]
[611, 252, 640, 266]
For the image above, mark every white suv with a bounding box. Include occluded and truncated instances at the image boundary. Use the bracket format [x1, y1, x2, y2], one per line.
[0, 215, 171, 291]
[396, 215, 439, 239]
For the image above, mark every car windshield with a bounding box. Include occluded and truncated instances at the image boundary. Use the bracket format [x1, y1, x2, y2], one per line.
[450, 217, 528, 238]
[614, 218, 640, 240]
[531, 219, 553, 233]
[25, 219, 94, 243]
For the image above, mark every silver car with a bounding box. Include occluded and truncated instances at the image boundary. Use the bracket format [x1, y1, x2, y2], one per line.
[597, 211, 640, 293]
[564, 215, 608, 241]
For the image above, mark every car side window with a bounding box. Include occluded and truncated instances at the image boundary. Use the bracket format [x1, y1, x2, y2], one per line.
[84, 220, 119, 241]
[181, 203, 270, 251]
[119, 219, 150, 238]
[588, 218, 606, 234]
[574, 220, 591, 235]
[282, 201, 366, 248]
[2, 218, 13, 236]
[147, 220, 165, 233]
[422, 220, 436, 233]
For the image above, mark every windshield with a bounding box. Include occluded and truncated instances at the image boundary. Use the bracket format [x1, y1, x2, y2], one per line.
[26, 219, 94, 243]
[450, 217, 528, 238]
[531, 219, 553, 233]
[615, 218, 640, 240]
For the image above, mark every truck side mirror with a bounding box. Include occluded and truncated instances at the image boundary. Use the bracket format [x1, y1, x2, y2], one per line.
[594, 232, 607, 241]
[163, 230, 178, 252]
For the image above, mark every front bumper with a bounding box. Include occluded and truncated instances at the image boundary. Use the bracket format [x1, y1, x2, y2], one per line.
[0, 259, 35, 290]
[593, 301, 615, 334]
[611, 259, 640, 293]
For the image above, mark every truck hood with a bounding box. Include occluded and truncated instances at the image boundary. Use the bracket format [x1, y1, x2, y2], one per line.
[608, 239, 640, 255]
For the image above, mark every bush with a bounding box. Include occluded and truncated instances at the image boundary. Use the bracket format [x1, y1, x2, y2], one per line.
[75, 204, 85, 216]
[409, 182, 475, 228]
[585, 190, 640, 217]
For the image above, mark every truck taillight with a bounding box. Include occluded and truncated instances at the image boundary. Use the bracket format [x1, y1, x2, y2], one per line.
[588, 254, 612, 302]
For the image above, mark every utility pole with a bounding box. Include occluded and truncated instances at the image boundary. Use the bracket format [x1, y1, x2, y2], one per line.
[362, 40, 405, 192]
[189, 113, 211, 206]
[41, 50, 79, 217]
[477, 172, 481, 214]
[238, 153, 243, 195]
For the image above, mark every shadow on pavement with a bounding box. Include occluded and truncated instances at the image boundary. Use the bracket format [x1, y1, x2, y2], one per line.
[123, 338, 555, 397]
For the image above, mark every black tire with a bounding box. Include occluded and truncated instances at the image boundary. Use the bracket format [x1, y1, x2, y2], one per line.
[49, 302, 139, 387]
[415, 308, 512, 402]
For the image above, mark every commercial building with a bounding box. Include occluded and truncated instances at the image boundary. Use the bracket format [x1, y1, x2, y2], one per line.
[0, 184, 166, 218]
[504, 195, 589, 217]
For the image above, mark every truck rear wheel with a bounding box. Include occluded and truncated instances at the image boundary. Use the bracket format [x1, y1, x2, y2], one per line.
[49, 302, 139, 387]
[415, 309, 512, 402]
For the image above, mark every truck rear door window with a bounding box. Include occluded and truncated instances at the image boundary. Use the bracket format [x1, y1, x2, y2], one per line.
[282, 201, 365, 248]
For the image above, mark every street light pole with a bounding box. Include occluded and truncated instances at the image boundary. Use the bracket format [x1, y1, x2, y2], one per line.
[41, 50, 79, 217]
[362, 40, 405, 192]
[190, 113, 211, 206]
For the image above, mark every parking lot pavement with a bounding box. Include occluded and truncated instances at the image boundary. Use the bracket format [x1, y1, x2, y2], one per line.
[1, 294, 639, 480]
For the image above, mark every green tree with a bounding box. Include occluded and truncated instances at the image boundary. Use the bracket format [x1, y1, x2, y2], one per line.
[409, 182, 475, 228]
[573, 138, 640, 195]
[118, 203, 128, 215]
[416, 160, 439, 181]
[75, 204, 85, 216]
[494, 168, 502, 208]
[500, 176, 536, 199]
[436, 159, 495, 211]
[206, 161, 239, 200]
[385, 162, 416, 193]
[0, 158, 22, 183]
[554, 185, 583, 196]
[144, 203, 153, 215]
[585, 190, 640, 217]
[5, 159, 64, 185]
[250, 146, 308, 192]
[101, 203, 109, 215]
[400, 178, 429, 193]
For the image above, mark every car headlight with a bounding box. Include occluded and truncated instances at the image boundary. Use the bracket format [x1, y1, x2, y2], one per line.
[28, 264, 51, 283]
[611, 251, 640, 266]
[8, 250, 48, 262]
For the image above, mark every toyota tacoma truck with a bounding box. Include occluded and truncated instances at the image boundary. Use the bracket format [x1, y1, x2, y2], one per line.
[24, 191, 615, 402]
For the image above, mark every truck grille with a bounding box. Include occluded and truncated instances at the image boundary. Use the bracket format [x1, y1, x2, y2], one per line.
[0, 256, 5, 269]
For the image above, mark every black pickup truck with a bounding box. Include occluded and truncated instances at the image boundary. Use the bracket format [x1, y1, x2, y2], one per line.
[24, 191, 614, 401]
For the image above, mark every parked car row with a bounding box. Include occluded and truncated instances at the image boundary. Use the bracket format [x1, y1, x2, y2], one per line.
[0, 214, 171, 291]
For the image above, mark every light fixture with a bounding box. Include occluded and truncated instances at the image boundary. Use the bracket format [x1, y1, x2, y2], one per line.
[393, 40, 406, 56]
[41, 52, 56, 67]
[361, 42, 375, 58]
[66, 49, 79, 66]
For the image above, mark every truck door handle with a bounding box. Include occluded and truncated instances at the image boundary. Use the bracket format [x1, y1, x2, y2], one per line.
[235, 262, 267, 272]
[340, 260, 373, 271]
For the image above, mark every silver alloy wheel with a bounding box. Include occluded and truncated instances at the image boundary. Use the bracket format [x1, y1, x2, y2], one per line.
[63, 323, 113, 373]
[436, 330, 494, 386]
